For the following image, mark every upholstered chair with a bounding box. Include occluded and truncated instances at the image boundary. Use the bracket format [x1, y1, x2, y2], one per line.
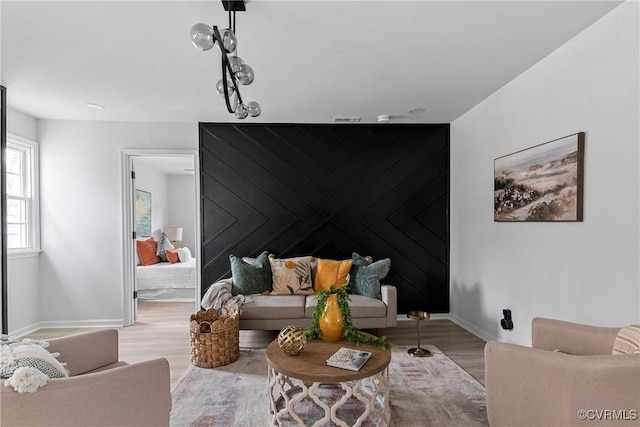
[485, 317, 640, 427]
[1, 329, 171, 426]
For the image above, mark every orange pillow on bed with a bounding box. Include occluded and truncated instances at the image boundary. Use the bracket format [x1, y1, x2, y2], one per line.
[136, 238, 161, 266]
[166, 249, 179, 264]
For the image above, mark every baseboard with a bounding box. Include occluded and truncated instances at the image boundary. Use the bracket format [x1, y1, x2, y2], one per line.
[396, 312, 496, 342]
[447, 313, 499, 343]
[11, 323, 42, 338]
[14, 319, 124, 338]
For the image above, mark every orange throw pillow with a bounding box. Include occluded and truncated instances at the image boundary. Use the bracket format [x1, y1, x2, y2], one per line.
[166, 249, 179, 264]
[314, 258, 353, 292]
[136, 238, 161, 266]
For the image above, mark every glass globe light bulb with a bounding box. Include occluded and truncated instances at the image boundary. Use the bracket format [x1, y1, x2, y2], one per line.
[227, 56, 244, 74]
[218, 28, 237, 54]
[234, 104, 248, 119]
[215, 78, 235, 97]
[237, 64, 255, 85]
[190, 23, 214, 51]
[246, 101, 261, 117]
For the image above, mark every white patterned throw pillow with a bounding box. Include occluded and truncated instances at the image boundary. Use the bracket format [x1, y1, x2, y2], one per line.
[0, 336, 69, 393]
[612, 325, 640, 355]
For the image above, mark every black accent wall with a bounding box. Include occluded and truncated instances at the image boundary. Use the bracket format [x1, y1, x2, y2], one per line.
[199, 123, 449, 313]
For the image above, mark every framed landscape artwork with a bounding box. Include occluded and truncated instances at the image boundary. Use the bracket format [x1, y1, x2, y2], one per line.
[135, 189, 152, 237]
[494, 132, 584, 222]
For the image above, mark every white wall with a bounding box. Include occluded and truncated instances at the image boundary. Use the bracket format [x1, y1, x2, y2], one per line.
[0, 1, 2, 84]
[7, 107, 37, 141]
[133, 159, 170, 238]
[168, 175, 197, 253]
[5, 108, 40, 335]
[37, 120, 197, 327]
[450, 1, 639, 345]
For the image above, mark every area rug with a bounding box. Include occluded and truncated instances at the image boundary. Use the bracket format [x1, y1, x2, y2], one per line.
[170, 345, 487, 427]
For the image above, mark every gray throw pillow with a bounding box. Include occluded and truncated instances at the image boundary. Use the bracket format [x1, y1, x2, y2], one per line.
[156, 233, 174, 262]
[229, 251, 272, 295]
[349, 252, 390, 299]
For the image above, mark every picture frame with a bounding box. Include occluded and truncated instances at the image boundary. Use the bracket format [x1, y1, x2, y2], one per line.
[135, 189, 152, 237]
[494, 132, 584, 222]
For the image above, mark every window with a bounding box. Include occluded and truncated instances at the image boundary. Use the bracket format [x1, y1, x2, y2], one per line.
[5, 135, 40, 255]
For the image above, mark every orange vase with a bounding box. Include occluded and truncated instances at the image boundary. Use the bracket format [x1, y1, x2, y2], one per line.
[319, 293, 344, 341]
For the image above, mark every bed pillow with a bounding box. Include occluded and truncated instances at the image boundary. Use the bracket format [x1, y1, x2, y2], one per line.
[156, 233, 175, 262]
[349, 252, 390, 299]
[229, 251, 272, 295]
[269, 255, 315, 295]
[136, 238, 161, 266]
[314, 258, 353, 292]
[178, 247, 192, 263]
[166, 249, 179, 264]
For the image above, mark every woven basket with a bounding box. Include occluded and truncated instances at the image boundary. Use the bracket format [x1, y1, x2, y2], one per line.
[189, 307, 240, 368]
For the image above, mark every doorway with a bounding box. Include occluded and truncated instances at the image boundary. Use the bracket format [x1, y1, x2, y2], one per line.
[121, 149, 201, 326]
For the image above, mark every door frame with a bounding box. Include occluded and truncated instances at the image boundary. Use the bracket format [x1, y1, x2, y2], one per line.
[121, 148, 201, 326]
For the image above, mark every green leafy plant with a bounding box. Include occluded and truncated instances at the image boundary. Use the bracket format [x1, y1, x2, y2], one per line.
[306, 285, 393, 350]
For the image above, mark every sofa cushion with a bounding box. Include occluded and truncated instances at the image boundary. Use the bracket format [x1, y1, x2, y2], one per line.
[269, 256, 315, 295]
[229, 251, 272, 295]
[349, 253, 390, 299]
[305, 294, 387, 319]
[241, 295, 307, 320]
[314, 258, 352, 292]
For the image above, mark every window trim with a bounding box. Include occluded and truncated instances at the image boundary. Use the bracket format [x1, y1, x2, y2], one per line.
[6, 134, 40, 258]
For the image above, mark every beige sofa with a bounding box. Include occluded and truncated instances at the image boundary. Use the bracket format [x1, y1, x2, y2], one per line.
[202, 277, 397, 331]
[1, 329, 171, 427]
[485, 318, 640, 427]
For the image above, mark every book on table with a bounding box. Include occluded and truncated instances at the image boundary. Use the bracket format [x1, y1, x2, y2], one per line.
[326, 347, 373, 372]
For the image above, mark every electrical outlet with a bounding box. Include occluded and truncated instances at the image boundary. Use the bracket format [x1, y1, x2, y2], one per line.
[501, 309, 513, 330]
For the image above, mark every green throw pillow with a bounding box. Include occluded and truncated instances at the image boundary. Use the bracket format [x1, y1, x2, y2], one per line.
[229, 251, 272, 295]
[349, 252, 390, 299]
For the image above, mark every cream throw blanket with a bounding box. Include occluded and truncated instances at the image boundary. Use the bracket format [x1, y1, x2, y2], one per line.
[200, 279, 252, 314]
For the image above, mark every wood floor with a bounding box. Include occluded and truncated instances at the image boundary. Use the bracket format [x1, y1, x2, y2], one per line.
[25, 301, 486, 387]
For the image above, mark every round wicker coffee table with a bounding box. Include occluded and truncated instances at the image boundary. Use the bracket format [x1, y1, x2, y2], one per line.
[266, 338, 391, 427]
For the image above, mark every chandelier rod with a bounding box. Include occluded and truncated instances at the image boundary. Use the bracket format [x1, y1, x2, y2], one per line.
[190, 0, 259, 118]
[213, 25, 244, 113]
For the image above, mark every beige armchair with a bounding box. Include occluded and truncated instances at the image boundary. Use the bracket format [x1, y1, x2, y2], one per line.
[1, 329, 171, 427]
[485, 318, 640, 427]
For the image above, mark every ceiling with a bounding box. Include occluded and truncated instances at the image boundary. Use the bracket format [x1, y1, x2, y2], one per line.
[1, 1, 623, 124]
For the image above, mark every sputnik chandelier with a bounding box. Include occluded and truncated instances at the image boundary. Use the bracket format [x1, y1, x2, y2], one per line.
[190, 0, 260, 119]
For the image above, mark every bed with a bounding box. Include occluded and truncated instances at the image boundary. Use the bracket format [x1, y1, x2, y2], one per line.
[136, 258, 196, 300]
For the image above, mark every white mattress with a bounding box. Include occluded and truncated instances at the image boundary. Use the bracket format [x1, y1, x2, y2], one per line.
[136, 259, 196, 300]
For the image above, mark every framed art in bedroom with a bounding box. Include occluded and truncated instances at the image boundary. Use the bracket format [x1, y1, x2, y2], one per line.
[494, 132, 584, 222]
[135, 189, 152, 237]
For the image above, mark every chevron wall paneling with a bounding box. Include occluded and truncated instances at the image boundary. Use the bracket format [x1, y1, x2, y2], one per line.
[199, 123, 450, 313]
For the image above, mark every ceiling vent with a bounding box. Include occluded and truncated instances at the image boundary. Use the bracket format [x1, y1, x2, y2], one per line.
[333, 117, 361, 123]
